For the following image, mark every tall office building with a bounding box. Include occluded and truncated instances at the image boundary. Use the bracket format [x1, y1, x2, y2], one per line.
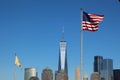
[75, 66, 80, 80]
[113, 69, 120, 80]
[94, 56, 103, 74]
[55, 29, 68, 80]
[24, 68, 37, 80]
[58, 30, 68, 74]
[41, 67, 53, 80]
[101, 59, 113, 80]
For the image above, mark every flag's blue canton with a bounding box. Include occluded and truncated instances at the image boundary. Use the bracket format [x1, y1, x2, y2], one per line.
[83, 12, 91, 22]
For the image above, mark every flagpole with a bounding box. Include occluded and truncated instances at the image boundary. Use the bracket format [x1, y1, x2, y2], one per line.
[14, 53, 16, 80]
[80, 8, 84, 80]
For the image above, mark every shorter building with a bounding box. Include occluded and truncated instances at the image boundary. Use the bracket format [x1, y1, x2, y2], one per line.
[55, 70, 68, 80]
[41, 67, 53, 80]
[83, 74, 88, 80]
[24, 68, 37, 80]
[90, 72, 101, 80]
[113, 69, 120, 80]
[29, 77, 39, 80]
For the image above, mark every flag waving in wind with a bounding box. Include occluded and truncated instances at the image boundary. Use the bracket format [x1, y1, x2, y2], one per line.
[82, 11, 104, 31]
[15, 55, 22, 70]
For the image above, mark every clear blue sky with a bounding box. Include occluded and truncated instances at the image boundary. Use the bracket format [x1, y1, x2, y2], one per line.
[0, 0, 120, 80]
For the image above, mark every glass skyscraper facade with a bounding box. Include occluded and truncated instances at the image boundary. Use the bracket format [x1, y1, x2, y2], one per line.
[58, 39, 68, 74]
[93, 56, 114, 80]
[55, 31, 68, 80]
[101, 59, 113, 80]
[94, 56, 103, 74]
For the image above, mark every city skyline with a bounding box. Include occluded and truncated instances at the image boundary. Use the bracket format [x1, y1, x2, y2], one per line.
[0, 0, 120, 80]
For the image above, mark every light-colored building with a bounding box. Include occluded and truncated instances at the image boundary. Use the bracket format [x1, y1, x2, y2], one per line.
[24, 68, 37, 80]
[75, 66, 80, 80]
[83, 74, 88, 80]
[55, 30, 68, 80]
[58, 37, 68, 74]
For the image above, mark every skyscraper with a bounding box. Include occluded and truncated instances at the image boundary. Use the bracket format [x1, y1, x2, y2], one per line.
[41, 67, 53, 80]
[55, 28, 68, 80]
[94, 56, 103, 74]
[101, 59, 113, 80]
[58, 30, 68, 74]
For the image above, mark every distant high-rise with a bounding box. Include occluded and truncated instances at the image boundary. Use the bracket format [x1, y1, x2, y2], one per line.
[90, 72, 101, 80]
[113, 69, 120, 80]
[58, 29, 68, 74]
[94, 56, 103, 74]
[24, 68, 37, 80]
[75, 66, 80, 80]
[41, 67, 53, 80]
[101, 59, 113, 80]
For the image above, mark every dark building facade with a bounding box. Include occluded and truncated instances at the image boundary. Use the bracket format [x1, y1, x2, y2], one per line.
[113, 69, 120, 80]
[94, 56, 103, 74]
[41, 67, 53, 80]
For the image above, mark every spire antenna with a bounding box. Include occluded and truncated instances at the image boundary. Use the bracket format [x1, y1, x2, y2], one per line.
[62, 26, 64, 39]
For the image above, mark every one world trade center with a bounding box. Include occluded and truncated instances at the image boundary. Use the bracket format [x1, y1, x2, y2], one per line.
[58, 30, 68, 75]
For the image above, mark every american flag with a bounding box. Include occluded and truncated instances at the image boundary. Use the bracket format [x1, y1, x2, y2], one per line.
[82, 11, 104, 31]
